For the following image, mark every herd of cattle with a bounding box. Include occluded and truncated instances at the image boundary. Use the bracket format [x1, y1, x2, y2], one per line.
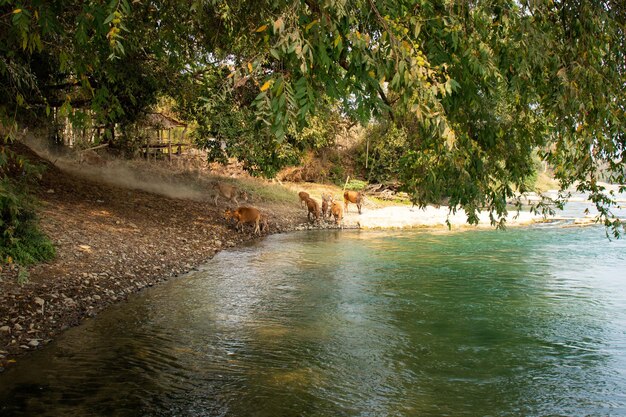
[212, 181, 364, 236]
[297, 190, 363, 224]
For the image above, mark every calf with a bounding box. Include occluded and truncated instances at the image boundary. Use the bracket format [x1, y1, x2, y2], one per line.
[298, 191, 310, 208]
[213, 182, 247, 206]
[304, 197, 320, 223]
[321, 192, 333, 219]
[331, 200, 343, 226]
[224, 206, 262, 235]
[343, 190, 363, 214]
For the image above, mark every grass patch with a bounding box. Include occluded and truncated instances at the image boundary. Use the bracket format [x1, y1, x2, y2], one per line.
[237, 178, 297, 204]
[345, 178, 368, 191]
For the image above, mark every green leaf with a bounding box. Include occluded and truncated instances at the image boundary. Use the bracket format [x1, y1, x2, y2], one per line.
[104, 12, 115, 25]
[414, 22, 421, 38]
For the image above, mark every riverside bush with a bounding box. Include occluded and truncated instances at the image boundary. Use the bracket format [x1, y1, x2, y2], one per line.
[0, 145, 55, 267]
[1, 179, 55, 266]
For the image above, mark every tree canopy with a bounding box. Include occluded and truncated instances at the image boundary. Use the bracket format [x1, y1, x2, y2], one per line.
[1, 0, 625, 233]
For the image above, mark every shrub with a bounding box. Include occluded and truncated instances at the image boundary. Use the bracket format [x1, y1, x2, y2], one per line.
[0, 144, 56, 267]
[0, 178, 55, 266]
[345, 178, 368, 191]
[329, 164, 345, 186]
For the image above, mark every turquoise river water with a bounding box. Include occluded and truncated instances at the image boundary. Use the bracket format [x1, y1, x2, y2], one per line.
[1, 226, 625, 416]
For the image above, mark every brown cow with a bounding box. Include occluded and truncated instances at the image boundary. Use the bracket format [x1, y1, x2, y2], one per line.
[213, 182, 247, 206]
[298, 191, 310, 208]
[343, 190, 363, 214]
[79, 149, 107, 166]
[331, 200, 343, 226]
[304, 197, 320, 223]
[321, 192, 333, 219]
[224, 206, 262, 235]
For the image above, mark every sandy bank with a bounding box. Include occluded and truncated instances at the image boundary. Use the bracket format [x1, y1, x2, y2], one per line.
[354, 205, 541, 229]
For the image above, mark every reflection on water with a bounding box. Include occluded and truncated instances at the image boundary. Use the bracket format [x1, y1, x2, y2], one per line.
[1, 227, 626, 416]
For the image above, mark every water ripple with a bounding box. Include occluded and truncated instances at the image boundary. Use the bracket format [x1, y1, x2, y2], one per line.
[1, 227, 625, 416]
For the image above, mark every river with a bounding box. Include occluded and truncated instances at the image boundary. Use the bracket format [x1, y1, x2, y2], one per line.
[1, 226, 625, 416]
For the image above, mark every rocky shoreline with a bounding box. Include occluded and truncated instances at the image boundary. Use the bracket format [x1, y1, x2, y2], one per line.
[0, 144, 320, 372]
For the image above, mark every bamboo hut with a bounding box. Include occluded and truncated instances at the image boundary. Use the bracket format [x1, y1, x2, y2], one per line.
[141, 113, 188, 161]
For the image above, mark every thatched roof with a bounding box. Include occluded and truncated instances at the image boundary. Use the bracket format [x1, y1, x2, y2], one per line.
[141, 112, 187, 129]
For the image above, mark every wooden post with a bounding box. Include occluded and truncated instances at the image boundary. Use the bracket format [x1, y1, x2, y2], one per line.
[155, 129, 161, 162]
[167, 129, 172, 162]
[365, 138, 369, 169]
[180, 126, 187, 156]
[342, 176, 350, 193]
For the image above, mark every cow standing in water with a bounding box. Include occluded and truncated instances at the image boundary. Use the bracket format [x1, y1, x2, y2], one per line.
[343, 190, 363, 214]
